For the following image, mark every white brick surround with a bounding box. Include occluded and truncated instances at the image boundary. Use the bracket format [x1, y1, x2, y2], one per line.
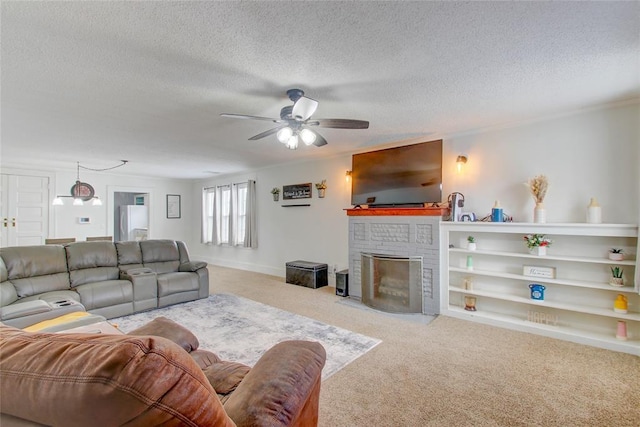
[348, 215, 441, 315]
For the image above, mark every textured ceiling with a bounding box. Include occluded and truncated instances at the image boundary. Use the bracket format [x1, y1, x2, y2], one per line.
[2, 1, 639, 179]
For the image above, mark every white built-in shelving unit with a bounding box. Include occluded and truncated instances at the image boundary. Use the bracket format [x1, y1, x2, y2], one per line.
[440, 222, 639, 355]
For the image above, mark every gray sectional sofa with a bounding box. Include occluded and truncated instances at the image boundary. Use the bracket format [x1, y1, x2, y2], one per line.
[0, 239, 208, 328]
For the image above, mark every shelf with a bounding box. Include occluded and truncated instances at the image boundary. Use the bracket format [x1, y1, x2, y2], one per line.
[444, 306, 639, 356]
[450, 286, 640, 321]
[449, 248, 636, 265]
[440, 222, 638, 237]
[449, 267, 637, 293]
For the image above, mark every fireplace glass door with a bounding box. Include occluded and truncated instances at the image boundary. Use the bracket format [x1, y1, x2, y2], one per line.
[361, 253, 423, 313]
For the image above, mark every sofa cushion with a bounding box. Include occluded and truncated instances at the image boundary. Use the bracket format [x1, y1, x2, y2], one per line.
[127, 316, 199, 353]
[0, 324, 235, 427]
[115, 240, 143, 267]
[0, 282, 18, 307]
[66, 242, 120, 287]
[203, 361, 251, 395]
[74, 280, 133, 310]
[0, 246, 70, 297]
[140, 240, 181, 273]
[157, 272, 200, 297]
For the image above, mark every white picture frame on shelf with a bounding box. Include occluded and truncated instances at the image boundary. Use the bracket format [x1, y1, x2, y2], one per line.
[523, 265, 556, 279]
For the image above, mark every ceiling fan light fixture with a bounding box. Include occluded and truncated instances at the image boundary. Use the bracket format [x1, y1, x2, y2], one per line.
[286, 135, 299, 150]
[277, 127, 293, 143]
[299, 129, 316, 145]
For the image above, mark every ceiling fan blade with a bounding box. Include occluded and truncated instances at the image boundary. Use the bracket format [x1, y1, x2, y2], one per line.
[312, 131, 328, 147]
[248, 126, 287, 141]
[291, 96, 318, 121]
[221, 113, 281, 123]
[313, 119, 369, 129]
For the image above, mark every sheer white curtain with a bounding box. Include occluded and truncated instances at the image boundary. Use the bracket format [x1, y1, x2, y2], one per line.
[201, 187, 216, 244]
[243, 180, 257, 248]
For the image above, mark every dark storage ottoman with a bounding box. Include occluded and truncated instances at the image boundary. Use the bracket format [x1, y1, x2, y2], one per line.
[286, 261, 328, 289]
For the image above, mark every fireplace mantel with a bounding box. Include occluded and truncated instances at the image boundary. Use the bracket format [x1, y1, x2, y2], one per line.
[345, 207, 448, 217]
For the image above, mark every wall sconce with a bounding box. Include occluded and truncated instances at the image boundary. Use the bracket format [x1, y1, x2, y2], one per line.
[345, 170, 352, 183]
[456, 155, 468, 173]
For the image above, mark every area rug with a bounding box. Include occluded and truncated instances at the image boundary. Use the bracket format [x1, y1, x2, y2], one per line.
[112, 293, 381, 380]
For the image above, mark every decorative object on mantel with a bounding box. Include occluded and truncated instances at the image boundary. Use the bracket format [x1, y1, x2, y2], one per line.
[315, 180, 327, 198]
[491, 200, 503, 223]
[524, 234, 552, 256]
[527, 174, 549, 223]
[467, 235, 476, 251]
[529, 284, 546, 300]
[271, 187, 280, 202]
[609, 267, 624, 287]
[613, 294, 628, 314]
[586, 197, 602, 223]
[609, 248, 624, 261]
[52, 160, 128, 206]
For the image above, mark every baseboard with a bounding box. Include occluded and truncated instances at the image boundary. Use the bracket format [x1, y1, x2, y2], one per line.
[193, 254, 283, 277]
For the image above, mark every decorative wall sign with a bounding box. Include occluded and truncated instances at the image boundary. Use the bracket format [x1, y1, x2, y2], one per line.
[283, 183, 312, 200]
[166, 194, 181, 219]
[523, 265, 556, 279]
[527, 310, 559, 326]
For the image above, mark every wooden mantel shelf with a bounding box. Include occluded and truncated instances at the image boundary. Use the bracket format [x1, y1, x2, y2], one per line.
[345, 207, 449, 216]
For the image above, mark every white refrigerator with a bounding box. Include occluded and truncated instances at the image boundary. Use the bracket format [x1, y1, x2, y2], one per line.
[119, 205, 148, 241]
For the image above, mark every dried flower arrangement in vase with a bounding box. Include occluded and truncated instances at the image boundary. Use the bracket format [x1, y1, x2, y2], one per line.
[527, 175, 549, 223]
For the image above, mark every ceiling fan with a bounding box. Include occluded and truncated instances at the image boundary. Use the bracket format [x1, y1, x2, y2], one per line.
[220, 89, 369, 149]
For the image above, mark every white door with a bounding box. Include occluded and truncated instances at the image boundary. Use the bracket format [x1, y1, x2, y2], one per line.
[0, 174, 49, 247]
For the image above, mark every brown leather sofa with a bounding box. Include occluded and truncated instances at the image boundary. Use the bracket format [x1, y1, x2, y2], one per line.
[0, 320, 326, 426]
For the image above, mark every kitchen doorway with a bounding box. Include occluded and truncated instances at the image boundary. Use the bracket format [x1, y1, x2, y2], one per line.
[107, 186, 153, 242]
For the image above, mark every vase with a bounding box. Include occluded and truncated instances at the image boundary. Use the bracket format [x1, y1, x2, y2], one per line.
[533, 202, 546, 223]
[273, 194, 279, 202]
[609, 277, 624, 287]
[317, 189, 326, 198]
[530, 246, 546, 256]
[467, 242, 476, 251]
[608, 253, 623, 261]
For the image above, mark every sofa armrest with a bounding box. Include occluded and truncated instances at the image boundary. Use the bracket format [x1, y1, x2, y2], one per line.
[223, 340, 326, 427]
[1, 300, 51, 320]
[179, 261, 207, 272]
[120, 268, 157, 312]
[0, 300, 86, 329]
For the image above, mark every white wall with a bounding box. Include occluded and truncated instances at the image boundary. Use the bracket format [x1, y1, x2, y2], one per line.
[189, 155, 353, 280]
[48, 170, 193, 241]
[444, 101, 639, 224]
[189, 101, 639, 279]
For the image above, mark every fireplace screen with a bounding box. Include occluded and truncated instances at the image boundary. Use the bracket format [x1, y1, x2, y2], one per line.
[361, 253, 423, 313]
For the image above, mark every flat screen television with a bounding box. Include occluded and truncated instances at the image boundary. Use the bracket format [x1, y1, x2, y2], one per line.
[351, 139, 442, 207]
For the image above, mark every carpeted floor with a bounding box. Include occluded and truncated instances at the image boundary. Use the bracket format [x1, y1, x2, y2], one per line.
[209, 265, 640, 427]
[112, 293, 380, 380]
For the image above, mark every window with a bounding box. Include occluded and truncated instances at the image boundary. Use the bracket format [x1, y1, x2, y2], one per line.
[202, 187, 215, 244]
[218, 185, 231, 244]
[234, 182, 248, 245]
[203, 181, 254, 247]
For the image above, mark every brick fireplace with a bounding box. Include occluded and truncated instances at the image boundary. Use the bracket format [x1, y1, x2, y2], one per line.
[347, 207, 446, 315]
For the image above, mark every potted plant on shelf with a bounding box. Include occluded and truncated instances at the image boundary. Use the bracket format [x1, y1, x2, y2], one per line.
[524, 234, 552, 256]
[467, 236, 476, 251]
[609, 267, 624, 287]
[315, 180, 327, 198]
[609, 248, 624, 261]
[271, 187, 280, 202]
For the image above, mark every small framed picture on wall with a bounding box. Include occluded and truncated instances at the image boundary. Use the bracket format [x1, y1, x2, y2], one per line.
[166, 194, 181, 219]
